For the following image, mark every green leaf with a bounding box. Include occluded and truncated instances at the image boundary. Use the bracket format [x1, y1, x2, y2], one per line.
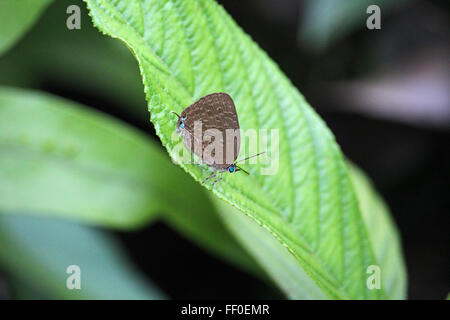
[0, 86, 211, 229]
[0, 0, 268, 280]
[0, 86, 260, 279]
[214, 197, 328, 300]
[84, 0, 406, 299]
[161, 198, 265, 278]
[348, 163, 407, 299]
[0, 214, 165, 299]
[0, 0, 53, 56]
[0, 0, 148, 122]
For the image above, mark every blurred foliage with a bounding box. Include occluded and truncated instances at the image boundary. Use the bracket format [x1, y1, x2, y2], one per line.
[0, 0, 408, 299]
[0, 0, 53, 55]
[84, 0, 405, 299]
[0, 214, 165, 299]
[214, 162, 407, 299]
[0, 86, 198, 228]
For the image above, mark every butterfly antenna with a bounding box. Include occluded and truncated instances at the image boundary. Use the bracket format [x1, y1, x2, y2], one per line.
[236, 165, 249, 175]
[235, 151, 266, 164]
[171, 111, 181, 118]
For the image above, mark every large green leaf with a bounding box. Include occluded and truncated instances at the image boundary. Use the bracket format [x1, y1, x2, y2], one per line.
[299, 0, 411, 52]
[0, 86, 260, 278]
[84, 0, 406, 299]
[0, 0, 148, 122]
[0, 0, 53, 56]
[348, 163, 407, 299]
[215, 164, 407, 299]
[0, 214, 165, 299]
[0, 86, 209, 228]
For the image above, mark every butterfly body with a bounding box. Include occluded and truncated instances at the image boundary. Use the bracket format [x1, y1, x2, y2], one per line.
[176, 92, 240, 172]
[173, 92, 262, 185]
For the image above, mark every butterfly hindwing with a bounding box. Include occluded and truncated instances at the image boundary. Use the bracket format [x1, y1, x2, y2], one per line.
[179, 93, 240, 169]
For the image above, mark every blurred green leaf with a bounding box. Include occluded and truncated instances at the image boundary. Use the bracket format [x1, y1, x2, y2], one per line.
[161, 200, 265, 278]
[0, 0, 53, 56]
[0, 214, 165, 299]
[84, 0, 406, 299]
[0, 86, 210, 229]
[0, 0, 148, 122]
[0, 86, 261, 280]
[299, 0, 411, 53]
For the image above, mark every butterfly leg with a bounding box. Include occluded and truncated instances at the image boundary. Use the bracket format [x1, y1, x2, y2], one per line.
[211, 171, 223, 187]
[192, 159, 203, 166]
[202, 170, 217, 184]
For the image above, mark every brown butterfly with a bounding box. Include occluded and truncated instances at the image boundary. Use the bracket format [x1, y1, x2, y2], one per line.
[172, 92, 263, 185]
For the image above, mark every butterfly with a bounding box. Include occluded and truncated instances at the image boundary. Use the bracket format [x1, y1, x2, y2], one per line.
[172, 92, 263, 185]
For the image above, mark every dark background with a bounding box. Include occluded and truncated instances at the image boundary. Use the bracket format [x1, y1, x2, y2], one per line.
[1, 0, 448, 299]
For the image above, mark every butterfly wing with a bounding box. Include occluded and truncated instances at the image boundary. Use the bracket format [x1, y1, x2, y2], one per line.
[180, 93, 240, 169]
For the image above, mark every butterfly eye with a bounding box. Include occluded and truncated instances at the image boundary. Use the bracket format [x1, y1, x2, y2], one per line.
[228, 165, 235, 173]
